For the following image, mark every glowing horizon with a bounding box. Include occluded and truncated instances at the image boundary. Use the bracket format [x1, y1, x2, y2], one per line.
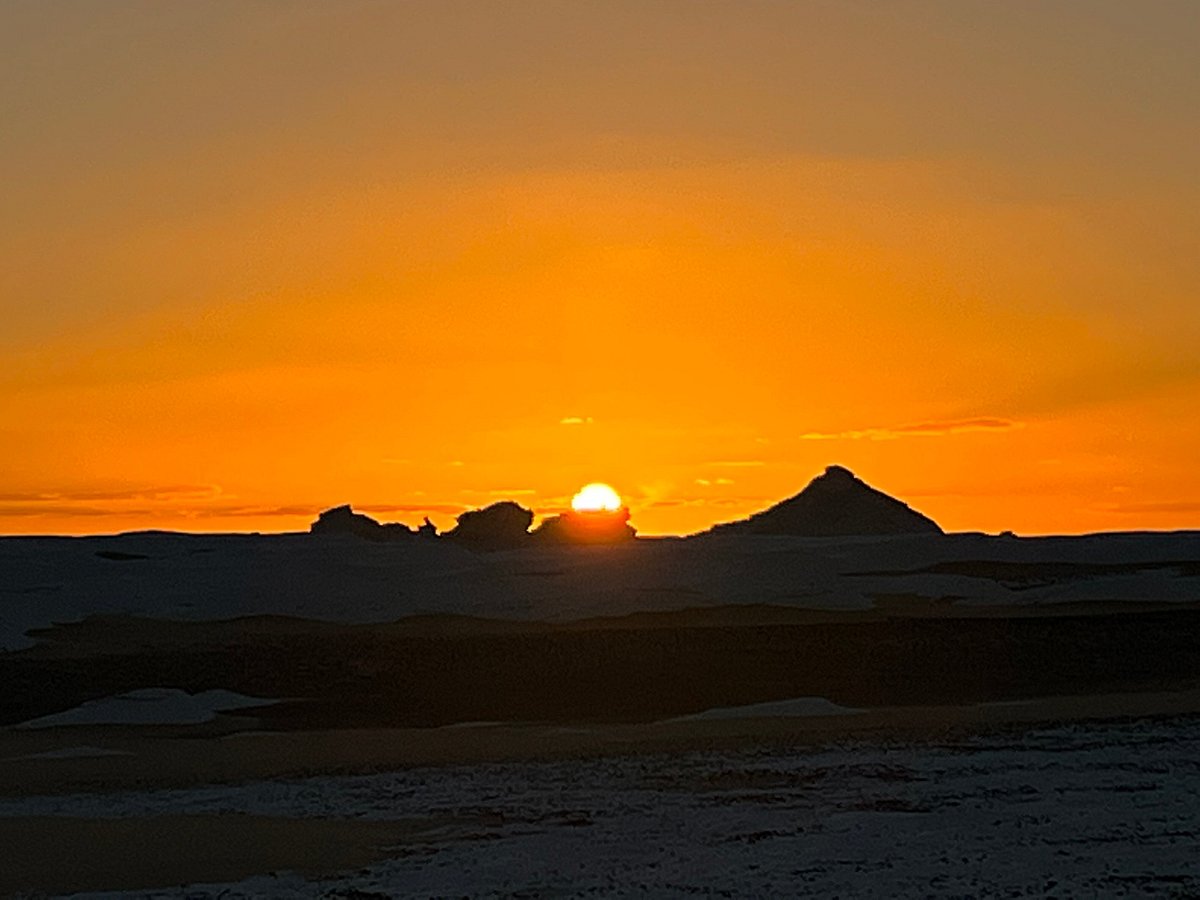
[2, 3, 1197, 538]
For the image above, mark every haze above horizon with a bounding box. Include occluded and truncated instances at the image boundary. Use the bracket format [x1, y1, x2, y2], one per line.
[2, 1, 1198, 537]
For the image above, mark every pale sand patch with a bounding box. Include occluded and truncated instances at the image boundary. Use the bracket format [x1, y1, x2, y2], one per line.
[0, 814, 427, 897]
[15, 688, 277, 729]
[4, 689, 1200, 799]
[4, 744, 132, 761]
[665, 696, 862, 721]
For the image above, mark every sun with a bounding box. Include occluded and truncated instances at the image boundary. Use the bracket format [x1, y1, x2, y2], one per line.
[571, 482, 622, 513]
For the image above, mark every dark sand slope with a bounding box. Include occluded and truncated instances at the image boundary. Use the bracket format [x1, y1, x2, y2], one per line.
[6, 689, 1200, 800]
[0, 814, 425, 896]
[6, 601, 1200, 730]
[3, 557, 1200, 895]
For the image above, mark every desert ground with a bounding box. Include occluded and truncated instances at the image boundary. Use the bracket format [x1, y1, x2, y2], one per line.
[3, 528, 1200, 895]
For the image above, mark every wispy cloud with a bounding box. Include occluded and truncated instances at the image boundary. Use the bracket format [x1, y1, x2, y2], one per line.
[648, 495, 763, 510]
[216, 504, 315, 517]
[559, 416, 595, 426]
[0, 500, 314, 519]
[708, 496, 764, 508]
[0, 504, 126, 517]
[647, 497, 726, 509]
[0, 485, 221, 503]
[0, 488, 473, 523]
[800, 417, 1020, 441]
[890, 417, 1020, 435]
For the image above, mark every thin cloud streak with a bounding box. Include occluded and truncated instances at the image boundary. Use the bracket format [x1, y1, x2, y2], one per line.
[0, 485, 221, 503]
[0, 502, 313, 519]
[647, 496, 765, 510]
[800, 417, 1020, 441]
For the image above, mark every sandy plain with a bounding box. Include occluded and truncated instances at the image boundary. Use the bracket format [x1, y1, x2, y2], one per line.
[3, 531, 1200, 894]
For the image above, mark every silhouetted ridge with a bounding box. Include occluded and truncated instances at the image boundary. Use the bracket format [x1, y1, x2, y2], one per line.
[310, 499, 638, 551]
[444, 501, 534, 551]
[309, 505, 415, 541]
[711, 465, 942, 537]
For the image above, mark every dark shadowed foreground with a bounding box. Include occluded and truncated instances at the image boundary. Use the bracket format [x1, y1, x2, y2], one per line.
[2, 525, 1199, 895]
[5, 601, 1200, 730]
[4, 715, 1200, 896]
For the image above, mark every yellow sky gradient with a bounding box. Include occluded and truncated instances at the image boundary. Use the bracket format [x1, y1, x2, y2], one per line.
[2, 2, 1198, 536]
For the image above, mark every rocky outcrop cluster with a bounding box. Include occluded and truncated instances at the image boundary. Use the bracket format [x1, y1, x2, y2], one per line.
[442, 501, 534, 551]
[310, 499, 636, 551]
[310, 463, 941, 550]
[309, 505, 417, 542]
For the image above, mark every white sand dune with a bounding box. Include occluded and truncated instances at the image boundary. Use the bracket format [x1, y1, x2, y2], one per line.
[15, 689, 275, 729]
[1, 530, 1198, 651]
[666, 697, 861, 721]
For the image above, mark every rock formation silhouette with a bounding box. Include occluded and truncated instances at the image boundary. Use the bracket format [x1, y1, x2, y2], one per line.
[309, 505, 416, 541]
[312, 465, 935, 547]
[710, 465, 942, 537]
[443, 501, 534, 551]
[532, 507, 637, 545]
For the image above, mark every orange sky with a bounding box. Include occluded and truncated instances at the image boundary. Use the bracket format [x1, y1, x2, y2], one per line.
[2, 2, 1198, 536]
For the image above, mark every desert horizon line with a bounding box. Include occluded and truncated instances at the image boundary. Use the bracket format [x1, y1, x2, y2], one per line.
[3, 463, 1196, 541]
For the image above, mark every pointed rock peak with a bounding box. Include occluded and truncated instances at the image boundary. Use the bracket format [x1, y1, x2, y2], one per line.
[711, 465, 942, 537]
[818, 464, 857, 482]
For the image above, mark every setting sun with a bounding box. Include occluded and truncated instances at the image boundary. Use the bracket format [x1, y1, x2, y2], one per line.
[571, 483, 622, 513]
[4, 5, 1200, 896]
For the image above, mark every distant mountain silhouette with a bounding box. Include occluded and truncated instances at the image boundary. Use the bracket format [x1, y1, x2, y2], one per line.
[444, 501, 534, 551]
[710, 465, 942, 537]
[309, 505, 415, 541]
